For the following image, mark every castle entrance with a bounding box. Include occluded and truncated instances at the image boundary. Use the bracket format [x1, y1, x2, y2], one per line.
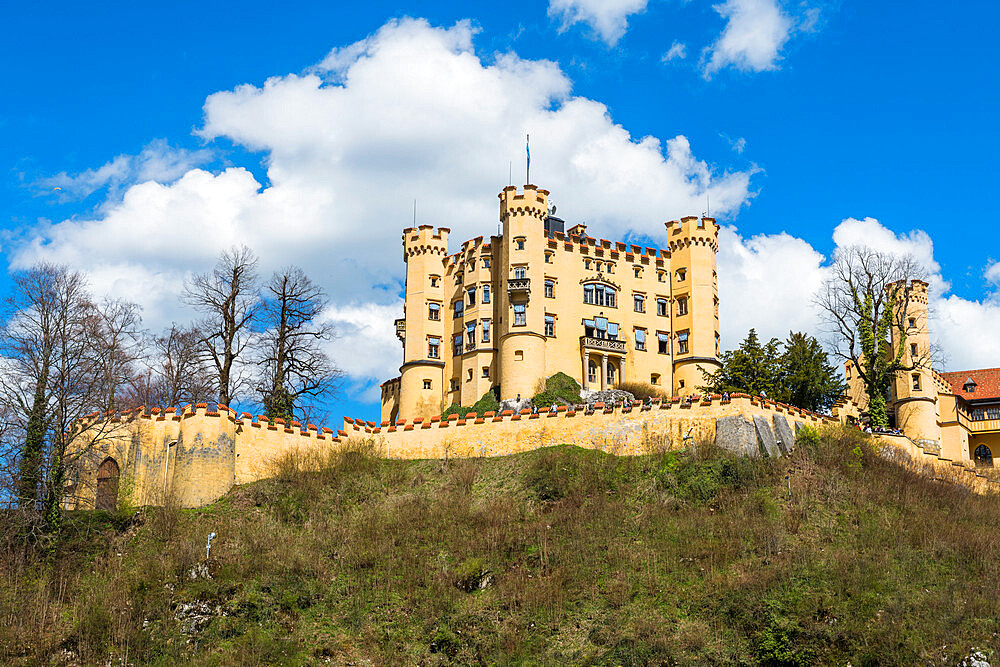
[974, 444, 993, 467]
[96, 458, 120, 511]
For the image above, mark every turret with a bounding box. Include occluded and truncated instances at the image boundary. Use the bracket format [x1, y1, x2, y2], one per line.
[666, 216, 721, 395]
[888, 279, 939, 447]
[398, 225, 449, 419]
[497, 185, 549, 401]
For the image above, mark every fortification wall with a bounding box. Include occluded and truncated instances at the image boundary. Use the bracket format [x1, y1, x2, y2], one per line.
[876, 433, 999, 494]
[344, 394, 837, 459]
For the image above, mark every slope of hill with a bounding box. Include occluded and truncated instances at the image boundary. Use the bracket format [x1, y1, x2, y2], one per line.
[2, 427, 999, 665]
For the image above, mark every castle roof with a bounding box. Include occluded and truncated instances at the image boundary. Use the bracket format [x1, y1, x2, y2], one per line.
[939, 368, 1000, 401]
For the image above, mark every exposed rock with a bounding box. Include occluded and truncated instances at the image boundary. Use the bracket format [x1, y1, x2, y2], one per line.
[772, 414, 796, 455]
[715, 416, 759, 458]
[499, 398, 534, 414]
[753, 415, 780, 458]
[959, 650, 991, 667]
[173, 600, 222, 635]
[581, 388, 635, 406]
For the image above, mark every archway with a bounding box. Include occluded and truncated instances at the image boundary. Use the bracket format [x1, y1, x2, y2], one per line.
[974, 444, 993, 467]
[96, 458, 120, 511]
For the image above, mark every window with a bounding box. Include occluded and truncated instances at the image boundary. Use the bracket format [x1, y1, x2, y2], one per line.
[584, 259, 593, 270]
[677, 332, 689, 355]
[658, 332, 669, 355]
[464, 287, 474, 306]
[454, 300, 464, 316]
[634, 328, 646, 351]
[606, 263, 614, 274]
[588, 361, 598, 383]
[715, 331, 721, 355]
[676, 297, 688, 316]
[633, 294, 645, 313]
[430, 276, 440, 287]
[483, 284, 490, 303]
[482, 319, 491, 343]
[467, 369, 473, 381]
[987, 407, 1000, 420]
[423, 379, 432, 390]
[428, 336, 440, 359]
[584, 317, 617, 339]
[658, 272, 665, 283]
[483, 258, 491, 269]
[545, 280, 555, 298]
[656, 298, 667, 317]
[679, 379, 685, 389]
[514, 266, 526, 279]
[912, 373, 921, 390]
[714, 296, 719, 319]
[466, 321, 476, 347]
[975, 444, 993, 466]
[515, 350, 523, 361]
[910, 343, 917, 357]
[964, 379, 977, 393]
[482, 366, 490, 379]
[515, 237, 525, 250]
[634, 266, 641, 278]
[545, 252, 553, 264]
[651, 373, 660, 385]
[513, 303, 526, 326]
[607, 322, 619, 340]
[468, 260, 475, 272]
[908, 317, 916, 328]
[428, 302, 440, 320]
[453, 334, 463, 355]
[583, 283, 617, 307]
[544, 315, 555, 337]
[450, 379, 459, 391]
[676, 268, 686, 282]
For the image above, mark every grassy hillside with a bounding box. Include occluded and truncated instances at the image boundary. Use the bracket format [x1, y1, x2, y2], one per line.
[2, 427, 999, 665]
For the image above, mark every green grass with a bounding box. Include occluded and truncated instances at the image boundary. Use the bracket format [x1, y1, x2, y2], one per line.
[2, 427, 999, 665]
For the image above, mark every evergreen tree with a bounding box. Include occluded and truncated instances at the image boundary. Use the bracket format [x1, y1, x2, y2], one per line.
[781, 331, 845, 412]
[701, 329, 784, 398]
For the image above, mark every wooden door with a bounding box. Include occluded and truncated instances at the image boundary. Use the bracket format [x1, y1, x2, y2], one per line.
[95, 458, 120, 511]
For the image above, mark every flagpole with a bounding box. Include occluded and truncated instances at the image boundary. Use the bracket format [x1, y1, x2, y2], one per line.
[526, 133, 530, 185]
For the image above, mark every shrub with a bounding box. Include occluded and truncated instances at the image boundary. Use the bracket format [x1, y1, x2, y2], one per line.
[615, 381, 669, 402]
[531, 372, 583, 407]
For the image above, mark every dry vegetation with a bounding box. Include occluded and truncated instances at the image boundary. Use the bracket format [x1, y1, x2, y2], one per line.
[2, 428, 999, 665]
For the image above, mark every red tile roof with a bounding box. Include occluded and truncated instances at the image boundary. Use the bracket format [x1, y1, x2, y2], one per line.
[939, 368, 1000, 401]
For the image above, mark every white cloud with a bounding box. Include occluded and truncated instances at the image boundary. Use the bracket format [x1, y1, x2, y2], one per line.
[662, 41, 687, 62]
[702, 0, 794, 77]
[718, 216, 1000, 373]
[548, 0, 648, 46]
[14, 18, 755, 398]
[37, 139, 212, 201]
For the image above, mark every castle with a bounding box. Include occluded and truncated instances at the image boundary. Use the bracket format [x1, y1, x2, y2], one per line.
[380, 184, 722, 423]
[61, 188, 1000, 512]
[844, 279, 1000, 467]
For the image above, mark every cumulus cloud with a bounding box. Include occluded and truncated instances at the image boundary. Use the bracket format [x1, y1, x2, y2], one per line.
[718, 216, 1000, 373]
[702, 0, 794, 77]
[548, 0, 648, 46]
[662, 41, 687, 62]
[14, 18, 754, 398]
[37, 139, 212, 201]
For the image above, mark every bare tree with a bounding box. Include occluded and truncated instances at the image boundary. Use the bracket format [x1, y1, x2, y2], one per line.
[256, 267, 342, 423]
[93, 298, 143, 412]
[183, 246, 259, 407]
[0, 264, 110, 533]
[815, 245, 934, 427]
[123, 324, 214, 408]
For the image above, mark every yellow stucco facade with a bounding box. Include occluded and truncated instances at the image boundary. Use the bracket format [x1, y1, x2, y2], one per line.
[845, 279, 1000, 469]
[385, 184, 721, 423]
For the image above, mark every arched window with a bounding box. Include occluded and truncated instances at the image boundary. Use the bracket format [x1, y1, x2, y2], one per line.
[96, 457, 120, 511]
[975, 444, 993, 467]
[588, 360, 598, 383]
[583, 282, 616, 307]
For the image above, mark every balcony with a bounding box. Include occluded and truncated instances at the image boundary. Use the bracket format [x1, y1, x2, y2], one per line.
[580, 336, 627, 354]
[507, 277, 531, 296]
[394, 318, 405, 343]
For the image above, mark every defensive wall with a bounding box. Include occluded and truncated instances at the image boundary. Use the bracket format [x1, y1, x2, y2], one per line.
[64, 394, 996, 511]
[876, 432, 999, 495]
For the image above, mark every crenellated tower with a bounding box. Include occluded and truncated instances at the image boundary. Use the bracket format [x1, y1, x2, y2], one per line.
[497, 185, 549, 401]
[667, 216, 722, 395]
[888, 279, 940, 447]
[398, 225, 449, 420]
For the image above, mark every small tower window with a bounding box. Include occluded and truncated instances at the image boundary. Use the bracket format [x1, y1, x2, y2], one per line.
[634, 266, 641, 278]
[450, 379, 459, 391]
[466, 321, 476, 347]
[482, 319, 491, 343]
[912, 373, 921, 390]
[908, 317, 916, 328]
[633, 294, 645, 313]
[428, 302, 440, 320]
[634, 328, 646, 351]
[650, 373, 660, 385]
[544, 280, 555, 298]
[545, 252, 553, 263]
[657, 332, 669, 354]
[677, 331, 689, 355]
[544, 315, 555, 337]
[482, 284, 491, 303]
[515, 237, 525, 250]
[676, 297, 688, 316]
[482, 366, 490, 378]
[423, 379, 432, 390]
[453, 334, 463, 355]
[513, 303, 526, 326]
[428, 336, 440, 359]
[467, 369, 473, 381]
[676, 268, 687, 282]
[584, 259, 593, 270]
[454, 300, 464, 316]
[657, 271, 665, 283]
[514, 266, 526, 279]
[656, 298, 667, 316]
[482, 258, 491, 269]
[430, 275, 440, 287]
[467, 287, 476, 306]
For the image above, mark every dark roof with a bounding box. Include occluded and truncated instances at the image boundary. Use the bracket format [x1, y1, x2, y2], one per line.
[939, 368, 1000, 401]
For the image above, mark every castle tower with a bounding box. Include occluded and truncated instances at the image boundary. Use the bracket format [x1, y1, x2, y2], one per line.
[398, 225, 449, 420]
[889, 279, 939, 447]
[667, 216, 722, 395]
[497, 185, 549, 401]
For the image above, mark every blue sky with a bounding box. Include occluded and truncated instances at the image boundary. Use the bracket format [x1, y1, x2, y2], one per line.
[3, 1, 1000, 424]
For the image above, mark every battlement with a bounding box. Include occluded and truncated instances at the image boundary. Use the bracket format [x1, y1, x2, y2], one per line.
[667, 216, 720, 253]
[402, 224, 450, 259]
[887, 279, 929, 305]
[499, 184, 549, 221]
